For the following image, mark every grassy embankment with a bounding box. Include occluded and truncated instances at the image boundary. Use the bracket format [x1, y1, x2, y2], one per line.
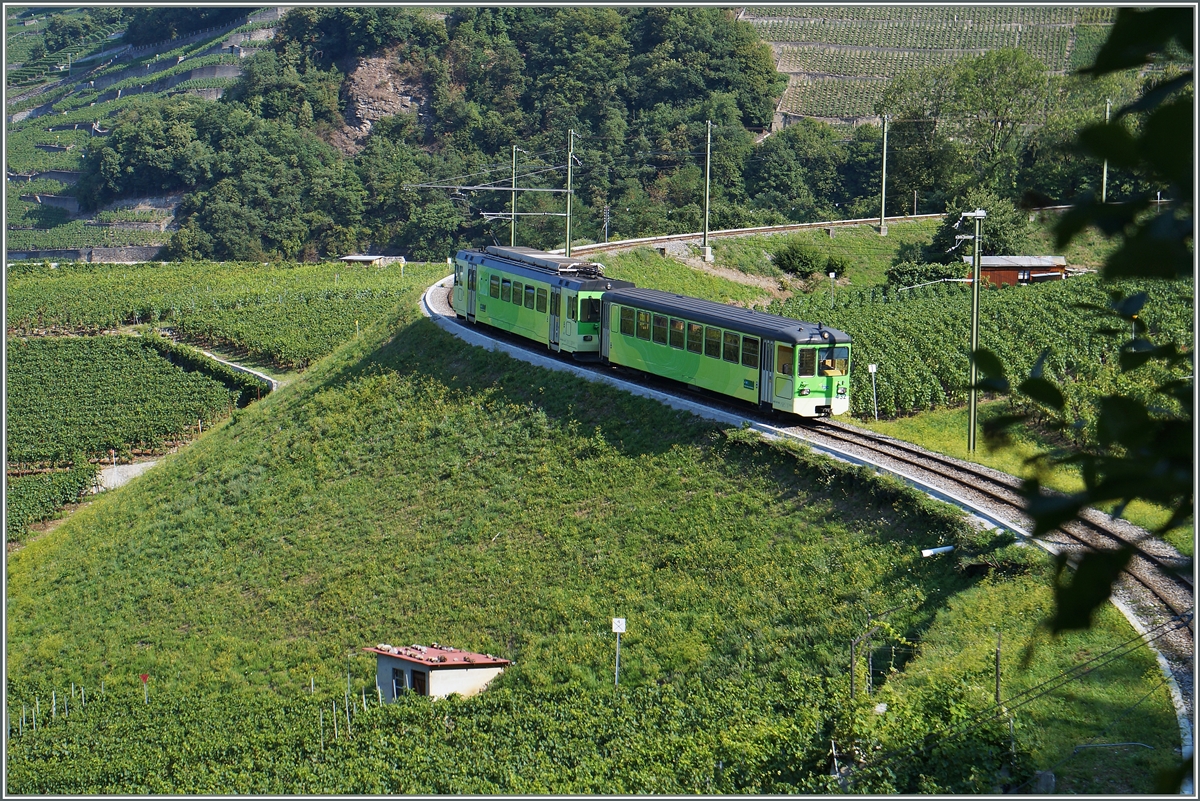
[5, 259, 1181, 792]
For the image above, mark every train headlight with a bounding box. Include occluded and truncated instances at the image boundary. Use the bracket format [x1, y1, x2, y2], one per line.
[799, 387, 810, 396]
[837, 386, 847, 396]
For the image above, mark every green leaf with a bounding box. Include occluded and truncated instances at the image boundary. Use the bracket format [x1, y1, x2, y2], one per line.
[1154, 755, 1193, 795]
[1096, 396, 1152, 449]
[1016, 377, 1064, 412]
[1081, 8, 1194, 77]
[1048, 547, 1134, 634]
[1077, 123, 1141, 171]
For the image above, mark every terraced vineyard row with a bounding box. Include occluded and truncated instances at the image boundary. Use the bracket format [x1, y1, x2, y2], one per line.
[6, 222, 169, 251]
[745, 6, 1112, 25]
[779, 75, 885, 119]
[754, 19, 1073, 70]
[776, 45, 968, 77]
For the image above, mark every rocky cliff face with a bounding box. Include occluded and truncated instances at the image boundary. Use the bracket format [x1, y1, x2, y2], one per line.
[328, 51, 428, 156]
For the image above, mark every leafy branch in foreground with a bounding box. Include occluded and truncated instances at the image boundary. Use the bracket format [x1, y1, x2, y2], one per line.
[968, 21, 1192, 793]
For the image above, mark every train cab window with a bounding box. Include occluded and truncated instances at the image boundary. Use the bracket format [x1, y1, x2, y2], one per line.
[686, 323, 703, 353]
[652, 315, 668, 345]
[512, 281, 523, 304]
[580, 298, 601, 323]
[567, 296, 577, 321]
[669, 318, 685, 349]
[536, 288, 547, 313]
[489, 275, 500, 298]
[704, 327, 722, 359]
[797, 348, 816, 376]
[777, 344, 794, 375]
[454, 263, 462, 287]
[501, 279, 512, 302]
[636, 310, 651, 340]
[723, 331, 740, 363]
[619, 307, 635, 336]
[525, 285, 536, 309]
[818, 346, 849, 376]
[742, 336, 760, 368]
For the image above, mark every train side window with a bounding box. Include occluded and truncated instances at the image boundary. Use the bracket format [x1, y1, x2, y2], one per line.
[722, 331, 740, 363]
[704, 326, 722, 359]
[620, 307, 635, 336]
[501, 279, 512, 302]
[567, 296, 577, 321]
[536, 288, 547, 313]
[489, 275, 500, 298]
[797, 348, 816, 376]
[580, 298, 601, 322]
[686, 323, 703, 353]
[467, 270, 476, 291]
[636, 310, 651, 340]
[742, 336, 759, 368]
[512, 281, 523, 304]
[652, 315, 668, 345]
[525, 285, 536, 309]
[669, 318, 685, 349]
[777, 344, 794, 375]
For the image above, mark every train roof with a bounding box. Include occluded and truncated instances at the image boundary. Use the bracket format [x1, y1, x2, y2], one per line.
[602, 287, 851, 346]
[456, 247, 635, 292]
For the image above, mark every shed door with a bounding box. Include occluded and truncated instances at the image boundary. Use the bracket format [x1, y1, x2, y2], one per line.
[549, 287, 561, 351]
[412, 670, 428, 696]
[466, 265, 477, 322]
[759, 339, 775, 404]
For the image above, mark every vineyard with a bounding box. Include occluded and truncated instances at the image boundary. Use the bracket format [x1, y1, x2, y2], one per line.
[6, 221, 169, 251]
[744, 7, 1109, 26]
[6, 179, 73, 228]
[778, 75, 886, 120]
[6, 260, 422, 369]
[749, 5, 1114, 119]
[5, 463, 99, 542]
[769, 275, 1194, 443]
[5, 334, 242, 465]
[775, 45, 967, 77]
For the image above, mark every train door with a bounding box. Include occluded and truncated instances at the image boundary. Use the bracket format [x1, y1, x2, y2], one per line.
[466, 264, 478, 322]
[759, 338, 775, 406]
[548, 286, 561, 351]
[563, 293, 576, 340]
[774, 344, 794, 404]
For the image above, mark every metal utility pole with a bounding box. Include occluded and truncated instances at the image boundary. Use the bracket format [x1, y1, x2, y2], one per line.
[829, 271, 836, 308]
[1101, 99, 1111, 203]
[961, 208, 987, 453]
[511, 145, 518, 246]
[565, 129, 575, 257]
[702, 119, 713, 260]
[879, 115, 889, 235]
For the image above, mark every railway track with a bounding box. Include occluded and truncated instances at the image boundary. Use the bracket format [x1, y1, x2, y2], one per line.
[421, 276, 1194, 740]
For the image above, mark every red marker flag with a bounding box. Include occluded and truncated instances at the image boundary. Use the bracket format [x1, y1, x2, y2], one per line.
[140, 674, 149, 683]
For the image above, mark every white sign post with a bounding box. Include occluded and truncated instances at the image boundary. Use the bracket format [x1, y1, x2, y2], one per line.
[612, 618, 626, 686]
[868, 363, 878, 421]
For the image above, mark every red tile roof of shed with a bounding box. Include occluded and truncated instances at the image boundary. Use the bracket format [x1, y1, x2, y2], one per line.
[363, 643, 510, 667]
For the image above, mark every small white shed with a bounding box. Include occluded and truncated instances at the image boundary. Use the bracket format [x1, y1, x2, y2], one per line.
[365, 643, 510, 701]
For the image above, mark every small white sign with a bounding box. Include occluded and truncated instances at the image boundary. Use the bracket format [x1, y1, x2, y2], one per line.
[868, 363, 877, 373]
[612, 618, 626, 633]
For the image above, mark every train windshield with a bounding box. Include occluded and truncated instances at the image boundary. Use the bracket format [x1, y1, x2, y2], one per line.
[580, 298, 601, 323]
[818, 346, 849, 376]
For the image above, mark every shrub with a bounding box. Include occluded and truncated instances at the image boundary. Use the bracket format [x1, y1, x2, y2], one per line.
[773, 239, 826, 276]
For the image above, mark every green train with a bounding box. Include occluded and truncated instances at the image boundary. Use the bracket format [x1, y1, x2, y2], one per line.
[451, 246, 851, 417]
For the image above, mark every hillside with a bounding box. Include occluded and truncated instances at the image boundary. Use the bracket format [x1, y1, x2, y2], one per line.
[746, 5, 1117, 123]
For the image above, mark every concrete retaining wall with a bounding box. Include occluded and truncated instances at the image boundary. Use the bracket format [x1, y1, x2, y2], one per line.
[7, 245, 165, 263]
